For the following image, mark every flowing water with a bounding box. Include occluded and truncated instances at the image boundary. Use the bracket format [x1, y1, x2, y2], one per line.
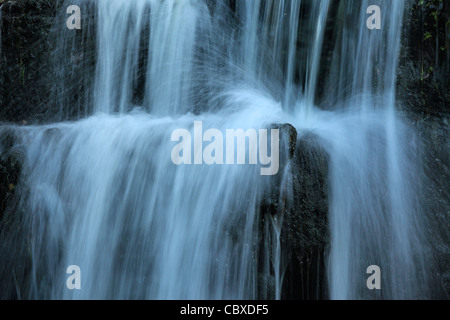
[0, 0, 432, 299]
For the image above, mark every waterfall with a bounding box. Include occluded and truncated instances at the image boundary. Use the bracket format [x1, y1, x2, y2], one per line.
[94, 0, 212, 115]
[0, 0, 433, 300]
[304, 0, 330, 111]
[15, 106, 285, 299]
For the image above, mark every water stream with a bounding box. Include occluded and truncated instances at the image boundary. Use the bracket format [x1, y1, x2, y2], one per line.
[0, 0, 432, 299]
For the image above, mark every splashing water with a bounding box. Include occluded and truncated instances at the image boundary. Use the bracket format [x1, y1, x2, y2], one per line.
[0, 0, 433, 299]
[320, 0, 431, 299]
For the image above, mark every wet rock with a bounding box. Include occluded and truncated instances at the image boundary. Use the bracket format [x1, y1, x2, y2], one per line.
[257, 273, 276, 300]
[279, 123, 297, 161]
[0, 0, 59, 123]
[284, 133, 329, 257]
[411, 115, 450, 298]
[442, 271, 450, 298]
[262, 123, 298, 206]
[0, 128, 17, 152]
[394, 0, 449, 298]
[396, 0, 449, 117]
[281, 133, 329, 300]
[0, 0, 97, 123]
[259, 128, 329, 300]
[0, 142, 25, 223]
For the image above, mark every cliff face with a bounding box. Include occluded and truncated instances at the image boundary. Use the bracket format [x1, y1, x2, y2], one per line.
[0, 0, 448, 122]
[0, 0, 58, 123]
[397, 0, 449, 117]
[0, 0, 96, 123]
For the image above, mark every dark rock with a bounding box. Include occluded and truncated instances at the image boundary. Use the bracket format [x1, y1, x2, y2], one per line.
[395, 0, 449, 299]
[397, 0, 450, 117]
[411, 114, 450, 298]
[0, 128, 17, 152]
[0, 142, 25, 223]
[257, 273, 276, 300]
[280, 123, 298, 160]
[0, 129, 30, 300]
[0, 0, 58, 123]
[0, 0, 97, 124]
[442, 271, 450, 297]
[259, 123, 298, 217]
[284, 134, 329, 258]
[281, 133, 329, 300]
[259, 128, 329, 300]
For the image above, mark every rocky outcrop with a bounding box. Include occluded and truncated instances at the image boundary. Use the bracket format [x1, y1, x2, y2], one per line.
[259, 126, 329, 300]
[0, 0, 58, 123]
[0, 130, 30, 299]
[0, 0, 96, 124]
[396, 0, 450, 298]
[411, 115, 450, 298]
[283, 133, 329, 300]
[397, 0, 449, 117]
[0, 0, 447, 300]
[0, 129, 25, 234]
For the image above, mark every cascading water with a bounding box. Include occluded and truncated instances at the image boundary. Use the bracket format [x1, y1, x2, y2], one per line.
[320, 0, 431, 299]
[16, 108, 286, 300]
[0, 0, 434, 300]
[94, 0, 212, 115]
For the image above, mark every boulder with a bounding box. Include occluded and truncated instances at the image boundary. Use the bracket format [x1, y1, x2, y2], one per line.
[259, 125, 329, 300]
[0, 135, 25, 223]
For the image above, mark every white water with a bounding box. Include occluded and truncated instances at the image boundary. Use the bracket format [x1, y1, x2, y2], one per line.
[0, 0, 432, 299]
[322, 0, 430, 299]
[19, 102, 286, 299]
[94, 0, 211, 115]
